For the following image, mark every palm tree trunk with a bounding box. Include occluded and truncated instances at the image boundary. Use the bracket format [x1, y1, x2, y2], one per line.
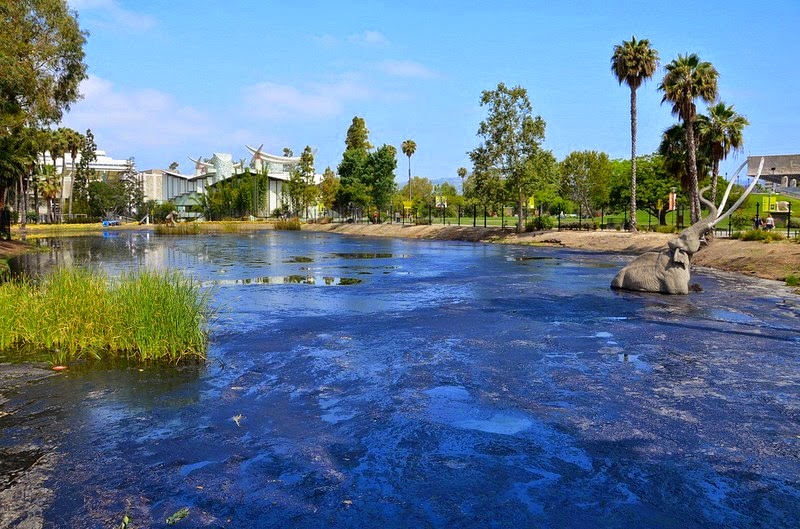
[711, 158, 720, 206]
[59, 157, 65, 223]
[685, 118, 701, 224]
[20, 172, 28, 230]
[407, 155, 412, 201]
[517, 185, 524, 233]
[629, 86, 638, 232]
[68, 153, 75, 219]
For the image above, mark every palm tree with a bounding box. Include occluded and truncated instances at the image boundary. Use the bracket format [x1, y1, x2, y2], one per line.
[401, 139, 416, 201]
[658, 53, 718, 223]
[457, 167, 467, 193]
[611, 36, 659, 232]
[697, 102, 748, 204]
[658, 122, 712, 200]
[62, 128, 83, 220]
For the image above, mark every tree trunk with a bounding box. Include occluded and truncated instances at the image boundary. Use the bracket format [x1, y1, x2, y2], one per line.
[517, 186, 524, 233]
[629, 85, 638, 232]
[20, 172, 28, 230]
[711, 157, 720, 206]
[68, 153, 75, 219]
[407, 155, 412, 201]
[59, 157, 65, 223]
[685, 117, 701, 224]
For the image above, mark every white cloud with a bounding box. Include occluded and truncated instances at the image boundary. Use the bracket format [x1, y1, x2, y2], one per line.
[61, 76, 212, 153]
[241, 79, 372, 120]
[69, 0, 157, 31]
[347, 30, 389, 46]
[377, 59, 439, 79]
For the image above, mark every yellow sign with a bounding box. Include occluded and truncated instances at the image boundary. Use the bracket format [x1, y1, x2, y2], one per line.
[656, 199, 663, 210]
[527, 196, 535, 209]
[402, 201, 413, 210]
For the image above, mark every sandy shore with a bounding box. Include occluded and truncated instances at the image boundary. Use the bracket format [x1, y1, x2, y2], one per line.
[303, 223, 800, 283]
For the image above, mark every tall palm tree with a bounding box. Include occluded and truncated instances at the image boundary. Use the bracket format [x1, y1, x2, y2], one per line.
[62, 128, 84, 220]
[658, 53, 718, 223]
[401, 139, 416, 201]
[457, 167, 467, 193]
[49, 129, 68, 222]
[611, 36, 659, 232]
[658, 122, 713, 199]
[697, 102, 748, 204]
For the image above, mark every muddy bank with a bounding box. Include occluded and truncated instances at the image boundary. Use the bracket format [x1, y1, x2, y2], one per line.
[304, 223, 800, 282]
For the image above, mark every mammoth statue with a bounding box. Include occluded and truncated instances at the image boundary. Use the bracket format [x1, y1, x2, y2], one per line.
[611, 159, 763, 295]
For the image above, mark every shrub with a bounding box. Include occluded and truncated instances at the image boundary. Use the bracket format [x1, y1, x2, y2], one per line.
[786, 275, 800, 287]
[739, 229, 784, 242]
[656, 225, 677, 234]
[526, 215, 555, 231]
[274, 218, 301, 230]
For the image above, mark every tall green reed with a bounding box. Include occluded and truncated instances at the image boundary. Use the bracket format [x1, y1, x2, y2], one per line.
[0, 267, 210, 365]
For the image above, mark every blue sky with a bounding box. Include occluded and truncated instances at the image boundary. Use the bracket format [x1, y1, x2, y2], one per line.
[64, 0, 800, 184]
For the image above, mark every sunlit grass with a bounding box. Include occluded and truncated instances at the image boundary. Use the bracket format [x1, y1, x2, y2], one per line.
[0, 268, 210, 365]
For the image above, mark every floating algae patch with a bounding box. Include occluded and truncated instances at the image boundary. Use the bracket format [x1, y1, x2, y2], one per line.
[208, 275, 363, 286]
[330, 253, 409, 259]
[283, 256, 314, 263]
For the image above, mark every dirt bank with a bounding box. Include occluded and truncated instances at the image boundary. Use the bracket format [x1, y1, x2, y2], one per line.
[304, 223, 800, 283]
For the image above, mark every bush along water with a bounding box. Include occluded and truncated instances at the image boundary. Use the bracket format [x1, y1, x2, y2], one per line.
[0, 268, 211, 365]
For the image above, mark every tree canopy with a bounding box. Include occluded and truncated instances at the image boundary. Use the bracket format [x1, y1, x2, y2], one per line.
[469, 83, 556, 232]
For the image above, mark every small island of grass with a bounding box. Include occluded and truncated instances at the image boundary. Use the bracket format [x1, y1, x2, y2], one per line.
[0, 268, 210, 365]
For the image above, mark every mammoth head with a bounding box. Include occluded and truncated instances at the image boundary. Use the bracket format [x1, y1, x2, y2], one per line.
[672, 247, 690, 268]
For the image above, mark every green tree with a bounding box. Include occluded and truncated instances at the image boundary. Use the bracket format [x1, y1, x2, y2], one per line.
[611, 36, 659, 232]
[365, 144, 397, 210]
[697, 102, 748, 204]
[658, 53, 719, 223]
[168, 161, 180, 172]
[609, 155, 679, 225]
[0, 0, 87, 130]
[73, 128, 96, 205]
[560, 151, 612, 218]
[345, 116, 372, 151]
[319, 167, 339, 214]
[401, 139, 416, 200]
[469, 83, 555, 232]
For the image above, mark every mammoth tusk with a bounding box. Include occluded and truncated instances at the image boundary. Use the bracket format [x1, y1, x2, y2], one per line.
[710, 157, 764, 228]
[716, 160, 748, 219]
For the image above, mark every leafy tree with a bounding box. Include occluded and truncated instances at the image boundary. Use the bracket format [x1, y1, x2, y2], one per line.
[658, 53, 719, 223]
[73, 128, 96, 205]
[401, 139, 416, 200]
[336, 147, 369, 209]
[696, 102, 749, 203]
[560, 151, 612, 218]
[345, 116, 372, 151]
[365, 144, 397, 210]
[611, 36, 659, 232]
[282, 147, 294, 157]
[396, 176, 434, 218]
[168, 161, 180, 172]
[0, 0, 87, 130]
[286, 145, 317, 216]
[609, 155, 679, 225]
[319, 167, 339, 214]
[468, 83, 554, 232]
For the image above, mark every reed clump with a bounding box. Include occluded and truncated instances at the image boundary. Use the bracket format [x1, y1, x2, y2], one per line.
[154, 223, 203, 236]
[0, 268, 210, 365]
[274, 218, 301, 231]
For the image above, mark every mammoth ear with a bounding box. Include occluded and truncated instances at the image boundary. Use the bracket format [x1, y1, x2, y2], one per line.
[673, 248, 689, 268]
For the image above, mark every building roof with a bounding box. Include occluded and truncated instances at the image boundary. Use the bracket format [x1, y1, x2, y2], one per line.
[747, 154, 800, 179]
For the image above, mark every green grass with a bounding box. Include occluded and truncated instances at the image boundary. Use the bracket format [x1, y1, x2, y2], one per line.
[0, 268, 210, 365]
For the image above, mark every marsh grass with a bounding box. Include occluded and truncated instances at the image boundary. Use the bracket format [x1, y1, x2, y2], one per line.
[154, 223, 202, 236]
[0, 268, 210, 365]
[274, 218, 301, 230]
